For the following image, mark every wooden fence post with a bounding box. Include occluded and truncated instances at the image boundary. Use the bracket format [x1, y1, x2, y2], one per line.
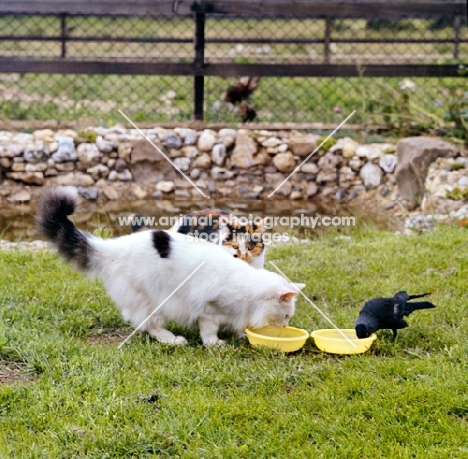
[194, 12, 205, 121]
[324, 15, 331, 64]
[60, 13, 67, 58]
[454, 15, 461, 59]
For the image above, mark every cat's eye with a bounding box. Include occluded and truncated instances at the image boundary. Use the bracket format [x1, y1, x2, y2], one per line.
[232, 245, 238, 250]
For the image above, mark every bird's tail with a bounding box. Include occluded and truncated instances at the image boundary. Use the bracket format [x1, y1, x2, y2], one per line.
[408, 293, 431, 300]
[36, 187, 94, 271]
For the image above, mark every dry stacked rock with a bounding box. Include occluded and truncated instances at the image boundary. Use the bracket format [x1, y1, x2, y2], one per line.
[0, 127, 465, 218]
[422, 156, 468, 218]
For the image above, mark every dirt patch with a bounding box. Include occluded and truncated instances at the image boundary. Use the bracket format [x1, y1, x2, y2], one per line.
[0, 360, 37, 385]
[87, 328, 134, 346]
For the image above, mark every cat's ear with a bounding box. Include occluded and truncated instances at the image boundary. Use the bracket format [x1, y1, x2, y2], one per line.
[254, 218, 264, 232]
[279, 291, 297, 302]
[279, 283, 305, 301]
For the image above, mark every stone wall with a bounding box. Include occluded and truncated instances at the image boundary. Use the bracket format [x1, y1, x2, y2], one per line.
[0, 127, 466, 215]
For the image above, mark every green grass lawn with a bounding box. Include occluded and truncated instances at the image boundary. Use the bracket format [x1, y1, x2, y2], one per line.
[1, 224, 468, 458]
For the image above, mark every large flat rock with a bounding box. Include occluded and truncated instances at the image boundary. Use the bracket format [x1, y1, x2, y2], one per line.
[395, 136, 459, 201]
[130, 139, 176, 183]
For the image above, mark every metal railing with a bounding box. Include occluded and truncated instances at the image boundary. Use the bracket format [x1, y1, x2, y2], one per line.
[0, 0, 466, 122]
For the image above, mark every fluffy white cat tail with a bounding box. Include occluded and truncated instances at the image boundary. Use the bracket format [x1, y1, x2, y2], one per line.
[36, 186, 93, 271]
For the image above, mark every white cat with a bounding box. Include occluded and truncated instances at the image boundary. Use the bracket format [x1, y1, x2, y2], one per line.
[36, 187, 305, 346]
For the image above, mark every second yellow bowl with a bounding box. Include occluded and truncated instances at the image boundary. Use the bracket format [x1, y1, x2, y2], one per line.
[310, 329, 377, 355]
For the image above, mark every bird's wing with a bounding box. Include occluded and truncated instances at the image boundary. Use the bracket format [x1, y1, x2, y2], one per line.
[393, 300, 405, 318]
[361, 298, 396, 319]
[403, 301, 436, 315]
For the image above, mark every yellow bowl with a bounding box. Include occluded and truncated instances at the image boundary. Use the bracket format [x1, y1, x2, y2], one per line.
[310, 329, 377, 355]
[245, 326, 309, 352]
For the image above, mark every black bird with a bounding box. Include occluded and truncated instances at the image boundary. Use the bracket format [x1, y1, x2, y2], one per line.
[224, 76, 260, 105]
[355, 291, 436, 339]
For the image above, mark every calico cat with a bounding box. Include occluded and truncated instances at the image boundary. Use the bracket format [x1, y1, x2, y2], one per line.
[36, 187, 304, 346]
[130, 209, 265, 269]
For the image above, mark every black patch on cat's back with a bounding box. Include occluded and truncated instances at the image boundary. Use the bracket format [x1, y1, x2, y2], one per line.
[152, 230, 171, 258]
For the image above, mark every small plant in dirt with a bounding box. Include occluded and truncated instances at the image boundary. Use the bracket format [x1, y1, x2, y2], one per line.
[75, 129, 98, 144]
[450, 162, 466, 171]
[363, 78, 445, 137]
[317, 136, 337, 152]
[445, 187, 468, 201]
[93, 227, 114, 239]
[444, 68, 468, 145]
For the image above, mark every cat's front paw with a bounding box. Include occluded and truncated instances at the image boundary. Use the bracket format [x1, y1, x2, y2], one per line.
[234, 331, 248, 339]
[148, 328, 188, 346]
[203, 338, 225, 347]
[174, 336, 188, 346]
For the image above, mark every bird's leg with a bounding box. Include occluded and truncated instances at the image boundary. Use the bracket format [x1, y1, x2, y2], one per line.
[392, 329, 398, 340]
